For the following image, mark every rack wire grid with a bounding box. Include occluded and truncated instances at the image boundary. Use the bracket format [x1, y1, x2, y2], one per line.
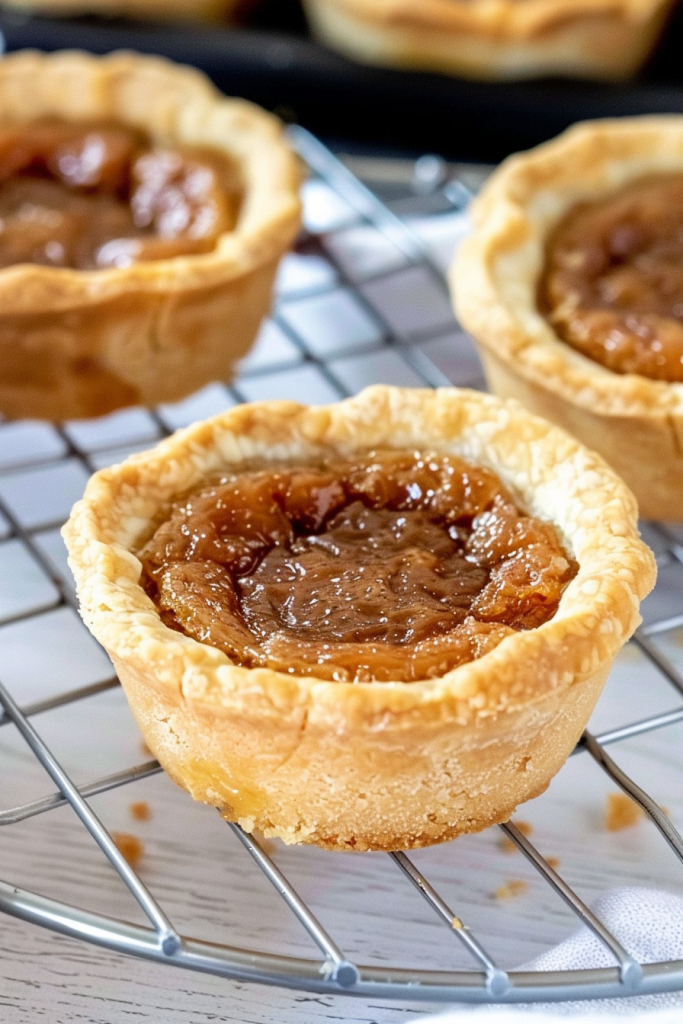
[0, 126, 682, 1011]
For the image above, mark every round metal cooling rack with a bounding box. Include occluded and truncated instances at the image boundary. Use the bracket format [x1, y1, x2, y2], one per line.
[1, 129, 683, 1006]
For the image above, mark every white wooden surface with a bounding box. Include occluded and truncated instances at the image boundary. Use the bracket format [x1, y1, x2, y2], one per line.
[0, 178, 682, 1023]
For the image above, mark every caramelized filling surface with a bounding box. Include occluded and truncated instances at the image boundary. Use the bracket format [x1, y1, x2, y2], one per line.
[0, 122, 241, 270]
[541, 173, 683, 382]
[139, 452, 576, 683]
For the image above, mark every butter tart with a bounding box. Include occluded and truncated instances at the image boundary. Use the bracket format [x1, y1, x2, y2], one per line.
[63, 386, 654, 852]
[302, 0, 675, 81]
[453, 116, 683, 522]
[0, 50, 301, 421]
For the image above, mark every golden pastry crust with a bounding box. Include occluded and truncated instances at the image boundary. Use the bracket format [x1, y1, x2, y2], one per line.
[0, 50, 301, 421]
[302, 0, 673, 81]
[63, 385, 655, 852]
[453, 116, 683, 522]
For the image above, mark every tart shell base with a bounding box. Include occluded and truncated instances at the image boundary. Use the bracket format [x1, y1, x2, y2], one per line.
[114, 652, 609, 851]
[0, 257, 279, 421]
[480, 350, 683, 523]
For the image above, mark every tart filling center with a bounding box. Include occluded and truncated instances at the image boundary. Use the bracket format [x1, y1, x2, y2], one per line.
[139, 451, 576, 682]
[0, 121, 241, 270]
[541, 173, 683, 382]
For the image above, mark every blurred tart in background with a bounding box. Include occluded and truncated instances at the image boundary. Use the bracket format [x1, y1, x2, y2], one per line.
[302, 0, 677, 81]
[453, 115, 683, 520]
[0, 50, 301, 421]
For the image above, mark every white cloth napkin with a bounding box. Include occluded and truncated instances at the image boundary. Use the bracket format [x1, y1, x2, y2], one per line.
[420, 886, 683, 1021]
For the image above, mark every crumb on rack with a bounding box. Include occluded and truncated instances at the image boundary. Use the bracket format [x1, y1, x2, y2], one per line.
[494, 880, 529, 901]
[499, 820, 533, 853]
[130, 801, 152, 822]
[546, 856, 560, 870]
[112, 832, 144, 869]
[605, 792, 644, 832]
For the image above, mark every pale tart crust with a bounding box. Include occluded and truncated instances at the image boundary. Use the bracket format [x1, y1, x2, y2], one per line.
[0, 50, 301, 421]
[63, 385, 655, 852]
[452, 116, 683, 522]
[302, 0, 674, 81]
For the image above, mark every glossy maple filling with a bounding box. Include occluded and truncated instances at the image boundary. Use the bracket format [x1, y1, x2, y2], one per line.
[541, 173, 683, 382]
[139, 451, 577, 683]
[0, 121, 241, 270]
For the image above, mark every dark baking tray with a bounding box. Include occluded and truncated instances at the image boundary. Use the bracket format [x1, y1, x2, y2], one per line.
[2, 0, 683, 161]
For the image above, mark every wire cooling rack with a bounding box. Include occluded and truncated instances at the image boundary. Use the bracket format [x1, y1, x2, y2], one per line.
[0, 128, 683, 1009]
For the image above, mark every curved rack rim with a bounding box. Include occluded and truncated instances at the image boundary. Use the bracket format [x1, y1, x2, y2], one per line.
[2, 879, 682, 1004]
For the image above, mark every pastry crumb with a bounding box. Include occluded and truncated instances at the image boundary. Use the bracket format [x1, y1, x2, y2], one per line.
[130, 801, 152, 822]
[112, 832, 144, 868]
[495, 880, 528, 901]
[546, 856, 560, 870]
[500, 820, 533, 853]
[140, 740, 153, 757]
[605, 792, 643, 831]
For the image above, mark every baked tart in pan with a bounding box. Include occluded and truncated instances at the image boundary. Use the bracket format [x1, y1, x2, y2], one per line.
[63, 386, 654, 852]
[0, 50, 301, 421]
[453, 116, 683, 522]
[302, 0, 675, 81]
